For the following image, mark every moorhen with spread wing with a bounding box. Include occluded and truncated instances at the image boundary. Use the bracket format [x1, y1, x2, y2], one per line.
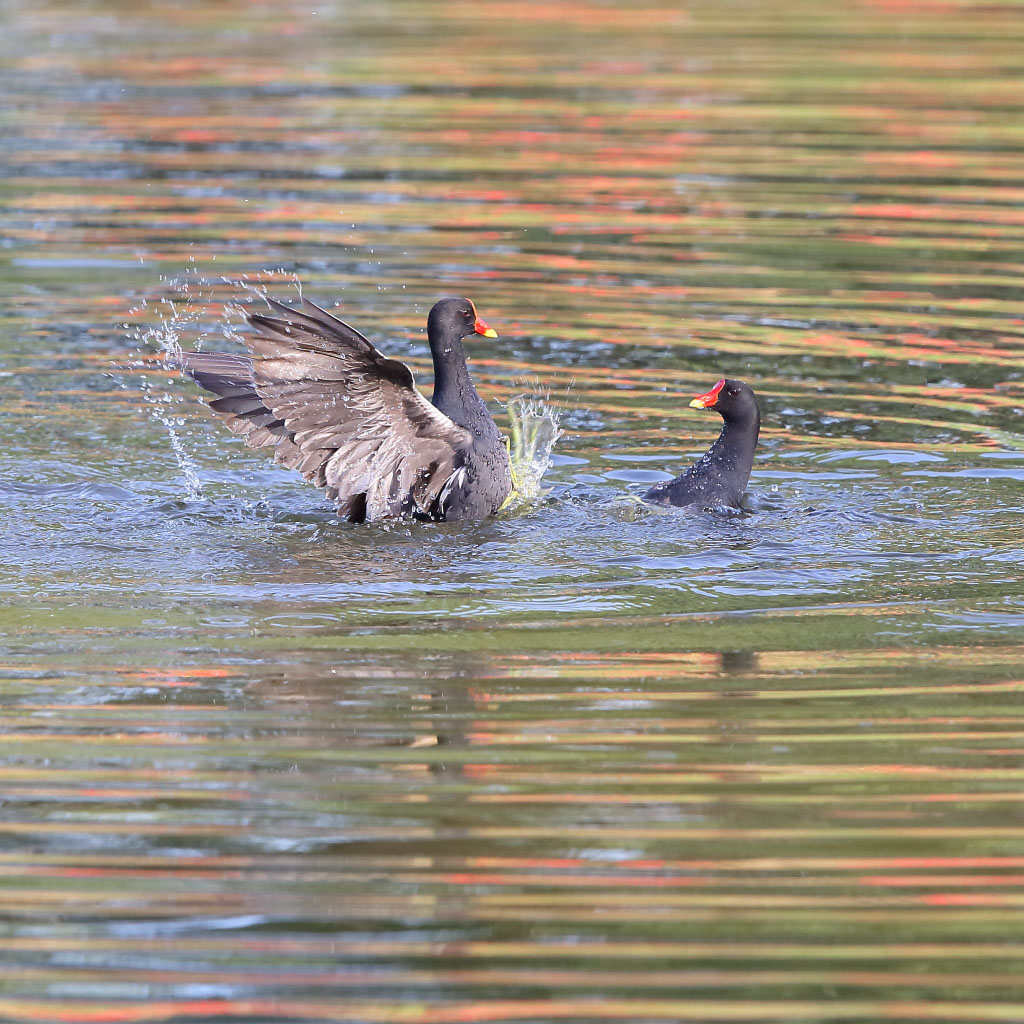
[180, 296, 513, 522]
[643, 378, 760, 509]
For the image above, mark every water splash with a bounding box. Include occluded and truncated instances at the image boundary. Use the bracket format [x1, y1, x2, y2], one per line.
[503, 395, 562, 511]
[121, 268, 303, 503]
[122, 285, 211, 503]
[139, 319, 205, 502]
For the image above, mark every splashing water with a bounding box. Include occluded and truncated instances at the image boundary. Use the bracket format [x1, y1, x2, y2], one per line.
[124, 288, 210, 502]
[503, 396, 562, 511]
[140, 322, 205, 502]
[121, 269, 302, 504]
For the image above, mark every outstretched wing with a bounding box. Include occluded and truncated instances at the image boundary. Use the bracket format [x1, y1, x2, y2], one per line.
[182, 298, 472, 521]
[178, 351, 290, 449]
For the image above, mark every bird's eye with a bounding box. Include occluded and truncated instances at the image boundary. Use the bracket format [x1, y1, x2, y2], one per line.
[461, 309, 472, 317]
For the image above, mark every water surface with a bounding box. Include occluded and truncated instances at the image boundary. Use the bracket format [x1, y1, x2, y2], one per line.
[2, 0, 1024, 1021]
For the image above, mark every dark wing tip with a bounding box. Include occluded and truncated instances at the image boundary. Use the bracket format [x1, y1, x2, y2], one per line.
[246, 297, 376, 356]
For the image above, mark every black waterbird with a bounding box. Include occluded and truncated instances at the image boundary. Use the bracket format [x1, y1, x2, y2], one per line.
[643, 378, 761, 509]
[181, 296, 513, 522]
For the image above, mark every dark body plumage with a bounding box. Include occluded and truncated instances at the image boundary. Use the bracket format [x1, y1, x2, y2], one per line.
[643, 378, 760, 509]
[180, 296, 512, 522]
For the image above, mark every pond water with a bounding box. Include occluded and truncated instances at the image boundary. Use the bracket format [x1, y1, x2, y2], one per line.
[2, 0, 1024, 1021]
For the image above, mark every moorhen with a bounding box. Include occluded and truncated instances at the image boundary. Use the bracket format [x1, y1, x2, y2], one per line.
[180, 296, 513, 522]
[643, 378, 760, 509]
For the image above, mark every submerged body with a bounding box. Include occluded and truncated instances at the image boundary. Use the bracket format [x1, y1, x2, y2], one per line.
[644, 378, 760, 509]
[181, 296, 512, 522]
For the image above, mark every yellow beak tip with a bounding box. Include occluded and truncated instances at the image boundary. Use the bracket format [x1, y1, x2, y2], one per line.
[482, 327, 498, 339]
[688, 398, 705, 409]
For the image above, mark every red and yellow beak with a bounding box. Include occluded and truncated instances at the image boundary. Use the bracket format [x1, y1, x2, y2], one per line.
[689, 378, 725, 409]
[473, 317, 498, 339]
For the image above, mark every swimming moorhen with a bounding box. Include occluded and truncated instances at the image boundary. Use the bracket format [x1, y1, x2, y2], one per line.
[643, 378, 760, 509]
[180, 296, 513, 522]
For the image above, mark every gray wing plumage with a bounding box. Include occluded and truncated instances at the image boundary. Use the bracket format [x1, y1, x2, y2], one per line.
[178, 351, 289, 449]
[180, 298, 472, 522]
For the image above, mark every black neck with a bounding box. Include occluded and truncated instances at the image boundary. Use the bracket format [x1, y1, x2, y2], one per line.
[431, 333, 492, 433]
[431, 333, 469, 406]
[699, 409, 760, 482]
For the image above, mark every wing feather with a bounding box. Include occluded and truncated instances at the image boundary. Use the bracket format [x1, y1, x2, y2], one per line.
[179, 351, 289, 447]
[245, 299, 471, 521]
[180, 300, 472, 521]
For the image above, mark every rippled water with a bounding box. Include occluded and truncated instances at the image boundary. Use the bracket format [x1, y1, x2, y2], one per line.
[2, 0, 1024, 1020]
